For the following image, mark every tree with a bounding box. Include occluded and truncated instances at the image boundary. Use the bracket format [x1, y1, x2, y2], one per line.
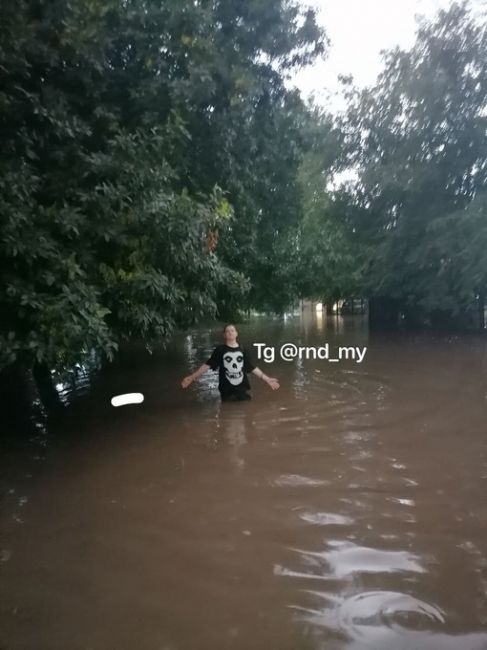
[293, 107, 364, 306]
[0, 0, 326, 416]
[337, 0, 487, 329]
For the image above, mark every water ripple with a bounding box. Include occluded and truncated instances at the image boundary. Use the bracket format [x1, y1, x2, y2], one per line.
[270, 474, 330, 487]
[297, 511, 354, 526]
[289, 590, 487, 649]
[283, 540, 425, 579]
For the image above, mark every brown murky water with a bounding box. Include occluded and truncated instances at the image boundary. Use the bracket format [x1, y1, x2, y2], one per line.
[1, 314, 487, 650]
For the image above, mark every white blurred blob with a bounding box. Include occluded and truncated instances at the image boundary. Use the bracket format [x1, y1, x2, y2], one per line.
[111, 393, 144, 407]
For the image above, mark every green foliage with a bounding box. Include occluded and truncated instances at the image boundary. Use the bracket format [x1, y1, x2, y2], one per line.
[337, 0, 487, 319]
[0, 0, 326, 374]
[294, 107, 364, 303]
[0, 119, 240, 369]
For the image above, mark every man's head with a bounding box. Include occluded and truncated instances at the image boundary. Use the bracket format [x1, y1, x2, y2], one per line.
[223, 323, 238, 345]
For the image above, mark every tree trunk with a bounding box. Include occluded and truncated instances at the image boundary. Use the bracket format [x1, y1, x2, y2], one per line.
[478, 292, 485, 331]
[401, 304, 425, 330]
[429, 308, 472, 333]
[0, 362, 39, 434]
[368, 296, 400, 331]
[325, 300, 335, 316]
[32, 362, 64, 412]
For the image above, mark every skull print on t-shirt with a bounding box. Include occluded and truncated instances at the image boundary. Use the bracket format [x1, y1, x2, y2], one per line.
[223, 350, 244, 385]
[205, 344, 256, 393]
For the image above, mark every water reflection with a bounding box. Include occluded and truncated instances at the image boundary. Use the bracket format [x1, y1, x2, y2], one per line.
[215, 404, 250, 473]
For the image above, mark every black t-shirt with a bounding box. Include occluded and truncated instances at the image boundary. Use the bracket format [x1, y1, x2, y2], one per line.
[205, 344, 256, 392]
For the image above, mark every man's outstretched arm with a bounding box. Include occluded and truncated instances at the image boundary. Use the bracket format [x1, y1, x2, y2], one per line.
[251, 367, 280, 390]
[181, 363, 211, 388]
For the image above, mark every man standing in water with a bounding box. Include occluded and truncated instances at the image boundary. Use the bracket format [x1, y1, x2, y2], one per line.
[181, 323, 280, 401]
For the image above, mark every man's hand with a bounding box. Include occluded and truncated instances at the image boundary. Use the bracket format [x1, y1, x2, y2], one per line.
[265, 377, 280, 390]
[181, 375, 194, 389]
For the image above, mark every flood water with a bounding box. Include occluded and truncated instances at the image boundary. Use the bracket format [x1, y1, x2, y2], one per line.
[1, 314, 487, 650]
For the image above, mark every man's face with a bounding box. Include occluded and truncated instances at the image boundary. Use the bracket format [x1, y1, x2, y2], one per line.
[224, 326, 238, 343]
